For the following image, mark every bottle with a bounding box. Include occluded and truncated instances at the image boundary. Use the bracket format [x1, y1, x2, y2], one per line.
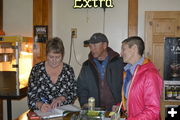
[165, 86, 168, 99]
[176, 86, 180, 99]
[88, 97, 95, 111]
[172, 86, 177, 99]
[166, 85, 172, 99]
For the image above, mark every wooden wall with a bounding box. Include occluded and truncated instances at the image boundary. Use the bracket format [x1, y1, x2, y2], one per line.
[128, 0, 138, 36]
[33, 0, 52, 65]
[0, 0, 3, 119]
[0, 0, 3, 30]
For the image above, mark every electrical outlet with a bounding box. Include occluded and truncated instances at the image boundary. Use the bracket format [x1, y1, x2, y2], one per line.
[71, 28, 77, 38]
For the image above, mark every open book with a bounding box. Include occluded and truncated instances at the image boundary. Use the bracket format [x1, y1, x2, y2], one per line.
[34, 104, 80, 119]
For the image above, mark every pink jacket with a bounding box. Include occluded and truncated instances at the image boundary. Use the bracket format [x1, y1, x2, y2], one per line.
[122, 59, 163, 120]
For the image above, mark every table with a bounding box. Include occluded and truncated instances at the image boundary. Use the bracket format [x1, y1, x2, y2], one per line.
[16, 111, 78, 120]
[0, 87, 27, 120]
[16, 110, 125, 120]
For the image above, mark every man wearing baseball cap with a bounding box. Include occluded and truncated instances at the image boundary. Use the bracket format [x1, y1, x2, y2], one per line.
[77, 33, 124, 111]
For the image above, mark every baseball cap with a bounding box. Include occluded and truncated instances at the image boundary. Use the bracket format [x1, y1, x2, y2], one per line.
[84, 33, 109, 45]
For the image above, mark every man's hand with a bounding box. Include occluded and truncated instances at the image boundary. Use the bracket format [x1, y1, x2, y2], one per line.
[82, 103, 88, 109]
[112, 105, 119, 112]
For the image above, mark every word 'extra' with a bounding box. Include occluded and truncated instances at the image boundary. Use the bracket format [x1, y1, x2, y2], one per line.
[74, 0, 114, 8]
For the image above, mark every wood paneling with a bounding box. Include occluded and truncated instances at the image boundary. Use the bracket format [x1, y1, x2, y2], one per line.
[33, 0, 52, 35]
[128, 0, 138, 37]
[0, 0, 3, 119]
[0, 0, 3, 30]
[33, 0, 52, 65]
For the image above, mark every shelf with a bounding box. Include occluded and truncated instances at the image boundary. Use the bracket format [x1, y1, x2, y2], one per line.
[0, 35, 32, 43]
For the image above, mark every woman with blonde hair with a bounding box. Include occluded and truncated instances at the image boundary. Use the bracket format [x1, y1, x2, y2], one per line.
[28, 37, 77, 112]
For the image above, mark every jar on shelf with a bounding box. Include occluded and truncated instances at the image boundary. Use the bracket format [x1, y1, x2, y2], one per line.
[172, 86, 177, 99]
[166, 85, 173, 99]
[165, 86, 168, 98]
[176, 86, 180, 100]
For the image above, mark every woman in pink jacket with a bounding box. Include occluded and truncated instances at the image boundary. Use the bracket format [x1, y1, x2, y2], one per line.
[120, 36, 163, 120]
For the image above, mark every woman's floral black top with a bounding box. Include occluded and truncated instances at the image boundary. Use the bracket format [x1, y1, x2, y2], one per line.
[27, 62, 77, 110]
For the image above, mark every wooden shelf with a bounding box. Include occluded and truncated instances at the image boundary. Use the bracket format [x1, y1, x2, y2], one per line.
[0, 36, 32, 43]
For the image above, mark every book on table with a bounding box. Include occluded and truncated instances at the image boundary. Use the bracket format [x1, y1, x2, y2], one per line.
[34, 104, 80, 119]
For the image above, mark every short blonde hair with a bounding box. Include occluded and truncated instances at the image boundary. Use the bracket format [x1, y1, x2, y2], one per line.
[46, 37, 64, 57]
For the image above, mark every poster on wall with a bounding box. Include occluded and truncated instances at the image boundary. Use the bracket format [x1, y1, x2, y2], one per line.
[164, 37, 180, 81]
[34, 25, 48, 43]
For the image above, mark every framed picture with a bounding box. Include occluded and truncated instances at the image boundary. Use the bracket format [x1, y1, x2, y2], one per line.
[34, 25, 48, 43]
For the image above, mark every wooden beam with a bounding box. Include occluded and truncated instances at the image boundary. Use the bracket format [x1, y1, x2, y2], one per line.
[33, 0, 52, 37]
[33, 0, 52, 65]
[0, 0, 3, 119]
[128, 0, 138, 37]
[0, 0, 3, 30]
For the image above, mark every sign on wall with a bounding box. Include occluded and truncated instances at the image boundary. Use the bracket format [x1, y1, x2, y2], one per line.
[34, 25, 48, 43]
[73, 0, 114, 8]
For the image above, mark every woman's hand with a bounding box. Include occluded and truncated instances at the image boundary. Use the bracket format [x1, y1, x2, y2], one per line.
[41, 104, 52, 112]
[51, 96, 66, 109]
[36, 102, 51, 113]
